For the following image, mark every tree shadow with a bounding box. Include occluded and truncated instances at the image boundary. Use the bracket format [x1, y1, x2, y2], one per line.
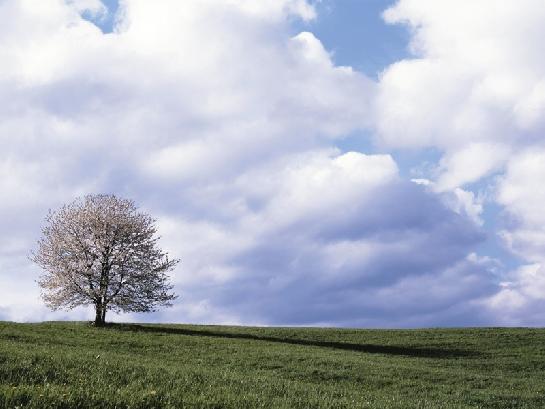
[107, 323, 480, 359]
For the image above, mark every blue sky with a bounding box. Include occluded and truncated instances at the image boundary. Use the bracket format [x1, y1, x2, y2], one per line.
[305, 0, 410, 77]
[1, 0, 545, 327]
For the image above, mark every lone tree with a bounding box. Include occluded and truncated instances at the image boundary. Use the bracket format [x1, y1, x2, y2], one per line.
[32, 194, 179, 326]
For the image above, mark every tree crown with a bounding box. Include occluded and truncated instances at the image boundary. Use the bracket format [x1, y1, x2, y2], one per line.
[32, 194, 179, 322]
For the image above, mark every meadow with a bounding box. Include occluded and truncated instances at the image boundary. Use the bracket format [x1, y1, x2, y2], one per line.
[0, 322, 544, 408]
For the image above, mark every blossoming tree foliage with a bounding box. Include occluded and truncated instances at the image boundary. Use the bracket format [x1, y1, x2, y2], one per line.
[32, 194, 179, 326]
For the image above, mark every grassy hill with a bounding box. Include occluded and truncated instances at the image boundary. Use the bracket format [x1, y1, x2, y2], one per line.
[1, 322, 545, 408]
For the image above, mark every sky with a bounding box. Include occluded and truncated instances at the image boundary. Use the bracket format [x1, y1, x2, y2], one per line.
[1, 0, 545, 327]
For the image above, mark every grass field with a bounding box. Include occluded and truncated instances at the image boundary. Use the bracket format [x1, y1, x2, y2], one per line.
[1, 322, 545, 408]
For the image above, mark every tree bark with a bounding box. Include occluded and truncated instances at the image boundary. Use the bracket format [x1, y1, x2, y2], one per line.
[94, 304, 104, 326]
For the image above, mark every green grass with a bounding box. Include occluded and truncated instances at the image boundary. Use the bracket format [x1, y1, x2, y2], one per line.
[1, 322, 545, 408]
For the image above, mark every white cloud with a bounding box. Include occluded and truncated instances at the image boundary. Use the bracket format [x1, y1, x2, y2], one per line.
[486, 263, 545, 326]
[412, 179, 484, 226]
[496, 149, 545, 263]
[497, 150, 545, 227]
[443, 188, 484, 227]
[67, 0, 106, 16]
[147, 149, 496, 326]
[435, 142, 510, 192]
[0, 0, 526, 326]
[378, 0, 545, 178]
[0, 0, 383, 324]
[375, 0, 545, 324]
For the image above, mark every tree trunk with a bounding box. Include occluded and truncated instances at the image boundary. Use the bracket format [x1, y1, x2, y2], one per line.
[94, 304, 104, 326]
[101, 306, 107, 324]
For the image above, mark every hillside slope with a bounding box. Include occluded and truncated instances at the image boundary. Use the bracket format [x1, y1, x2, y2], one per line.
[0, 322, 544, 408]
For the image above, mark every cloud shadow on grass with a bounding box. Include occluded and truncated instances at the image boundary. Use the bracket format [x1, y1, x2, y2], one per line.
[107, 323, 480, 359]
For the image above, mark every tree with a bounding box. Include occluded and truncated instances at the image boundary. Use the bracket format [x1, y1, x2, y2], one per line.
[31, 194, 179, 326]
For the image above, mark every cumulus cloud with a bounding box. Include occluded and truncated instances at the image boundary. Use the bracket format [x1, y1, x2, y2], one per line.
[0, 0, 385, 325]
[486, 264, 545, 326]
[153, 149, 494, 327]
[374, 0, 545, 325]
[496, 149, 545, 263]
[0, 0, 529, 326]
[435, 143, 510, 192]
[377, 0, 545, 172]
